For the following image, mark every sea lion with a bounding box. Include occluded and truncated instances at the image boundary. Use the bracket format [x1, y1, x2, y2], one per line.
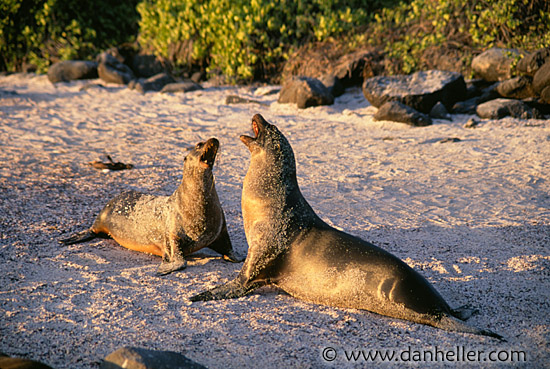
[60, 138, 241, 275]
[191, 114, 502, 339]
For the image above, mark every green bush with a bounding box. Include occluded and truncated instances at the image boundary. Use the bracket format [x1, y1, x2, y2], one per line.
[368, 0, 550, 74]
[0, 0, 140, 73]
[137, 0, 394, 82]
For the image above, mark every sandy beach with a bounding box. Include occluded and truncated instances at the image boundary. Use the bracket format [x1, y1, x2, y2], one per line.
[0, 72, 549, 368]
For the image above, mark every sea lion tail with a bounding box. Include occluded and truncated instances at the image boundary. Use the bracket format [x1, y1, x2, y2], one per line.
[59, 230, 98, 245]
[437, 315, 505, 341]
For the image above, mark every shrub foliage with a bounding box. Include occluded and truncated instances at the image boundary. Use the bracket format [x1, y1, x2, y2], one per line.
[0, 0, 140, 73]
[137, 0, 391, 82]
[368, 0, 550, 74]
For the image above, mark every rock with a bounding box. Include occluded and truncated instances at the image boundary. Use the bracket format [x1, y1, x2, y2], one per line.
[318, 74, 344, 97]
[464, 118, 479, 128]
[374, 101, 432, 126]
[471, 47, 521, 82]
[532, 60, 550, 94]
[278, 76, 334, 109]
[363, 70, 466, 113]
[129, 73, 175, 93]
[191, 71, 205, 83]
[429, 101, 452, 120]
[47, 60, 98, 83]
[0, 355, 53, 369]
[523, 97, 550, 115]
[540, 86, 550, 105]
[225, 95, 267, 105]
[452, 97, 479, 114]
[97, 52, 135, 85]
[495, 76, 535, 99]
[517, 47, 550, 76]
[476, 98, 543, 119]
[130, 54, 169, 78]
[333, 50, 384, 87]
[101, 347, 206, 369]
[105, 44, 170, 78]
[161, 80, 202, 93]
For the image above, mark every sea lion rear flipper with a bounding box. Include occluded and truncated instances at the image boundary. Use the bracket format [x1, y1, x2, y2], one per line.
[156, 259, 187, 276]
[59, 230, 98, 245]
[207, 220, 243, 262]
[189, 277, 263, 302]
[437, 315, 505, 341]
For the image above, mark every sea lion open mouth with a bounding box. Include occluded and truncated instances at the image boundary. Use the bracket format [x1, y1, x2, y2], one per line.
[240, 114, 266, 148]
[199, 138, 219, 168]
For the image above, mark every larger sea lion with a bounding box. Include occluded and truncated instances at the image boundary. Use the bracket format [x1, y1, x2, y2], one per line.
[191, 115, 502, 339]
[60, 138, 241, 275]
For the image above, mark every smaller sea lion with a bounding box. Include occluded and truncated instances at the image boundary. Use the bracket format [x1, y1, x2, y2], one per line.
[60, 138, 241, 275]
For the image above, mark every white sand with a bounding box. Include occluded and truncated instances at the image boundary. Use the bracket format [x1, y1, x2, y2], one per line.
[0, 73, 549, 368]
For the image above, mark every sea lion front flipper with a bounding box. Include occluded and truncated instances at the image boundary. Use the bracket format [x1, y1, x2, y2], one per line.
[207, 219, 244, 262]
[189, 277, 264, 302]
[59, 229, 99, 245]
[451, 305, 479, 321]
[156, 259, 187, 276]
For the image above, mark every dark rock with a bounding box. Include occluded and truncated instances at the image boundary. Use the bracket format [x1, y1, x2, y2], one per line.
[532, 60, 550, 94]
[225, 95, 267, 106]
[452, 97, 480, 114]
[161, 80, 202, 93]
[97, 52, 135, 85]
[278, 76, 334, 109]
[540, 86, 550, 105]
[129, 73, 175, 93]
[105, 44, 169, 78]
[517, 47, 550, 76]
[191, 71, 206, 83]
[523, 97, 550, 115]
[438, 137, 461, 143]
[363, 70, 466, 113]
[374, 101, 432, 126]
[429, 101, 452, 120]
[464, 118, 479, 128]
[476, 98, 543, 119]
[318, 74, 344, 97]
[47, 60, 98, 83]
[333, 50, 384, 87]
[101, 347, 206, 369]
[471, 48, 521, 82]
[495, 76, 535, 99]
[0, 355, 53, 369]
[130, 54, 169, 78]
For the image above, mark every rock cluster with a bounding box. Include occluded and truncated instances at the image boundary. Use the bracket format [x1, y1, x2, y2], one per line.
[360, 47, 549, 125]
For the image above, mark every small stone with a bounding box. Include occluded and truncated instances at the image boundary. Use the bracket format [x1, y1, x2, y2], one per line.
[464, 118, 479, 128]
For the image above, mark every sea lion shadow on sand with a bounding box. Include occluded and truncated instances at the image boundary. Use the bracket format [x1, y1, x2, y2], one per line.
[60, 138, 243, 275]
[190, 114, 504, 340]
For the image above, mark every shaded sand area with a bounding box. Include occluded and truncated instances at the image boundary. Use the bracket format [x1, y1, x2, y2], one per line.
[1, 73, 549, 368]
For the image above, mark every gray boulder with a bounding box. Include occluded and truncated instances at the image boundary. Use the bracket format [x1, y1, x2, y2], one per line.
[374, 101, 432, 126]
[471, 48, 521, 82]
[161, 80, 202, 93]
[429, 101, 452, 120]
[278, 76, 334, 109]
[318, 74, 344, 97]
[517, 47, 550, 77]
[476, 98, 543, 119]
[495, 76, 535, 99]
[97, 52, 135, 85]
[540, 86, 550, 105]
[101, 347, 206, 369]
[363, 70, 466, 114]
[532, 60, 550, 94]
[47, 60, 98, 83]
[129, 73, 175, 93]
